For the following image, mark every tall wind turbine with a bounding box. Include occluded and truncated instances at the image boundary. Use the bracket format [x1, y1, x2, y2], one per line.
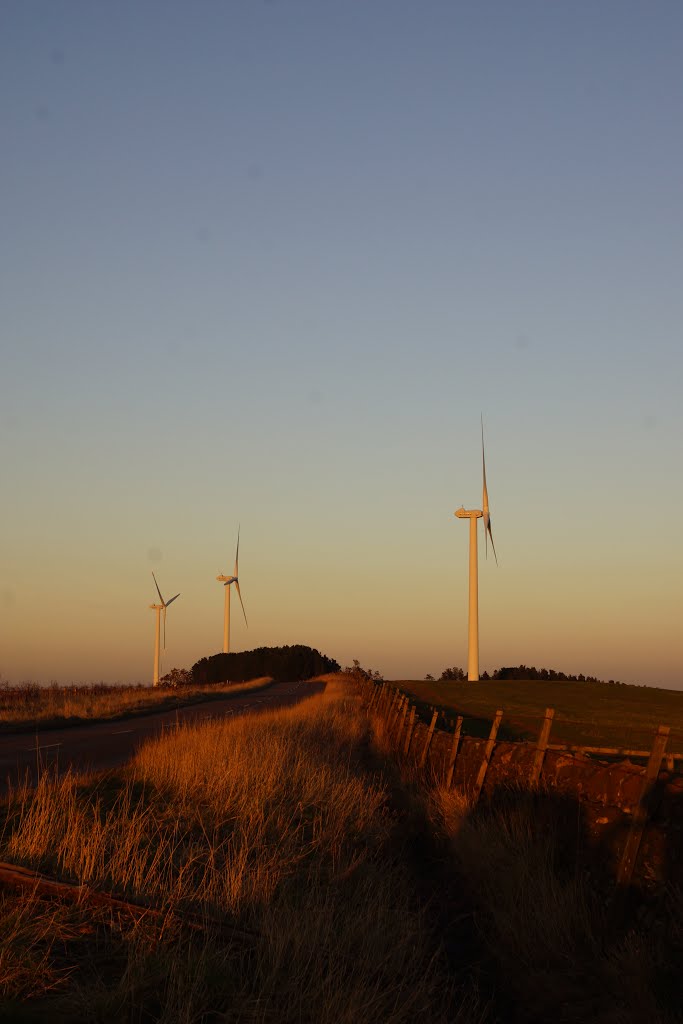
[454, 420, 498, 681]
[149, 572, 180, 686]
[216, 528, 248, 653]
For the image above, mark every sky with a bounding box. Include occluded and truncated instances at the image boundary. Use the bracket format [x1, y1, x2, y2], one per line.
[1, 1, 682, 689]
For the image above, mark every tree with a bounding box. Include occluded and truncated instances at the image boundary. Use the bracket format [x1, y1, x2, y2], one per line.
[343, 660, 384, 683]
[192, 645, 340, 685]
[440, 667, 466, 681]
[158, 667, 192, 688]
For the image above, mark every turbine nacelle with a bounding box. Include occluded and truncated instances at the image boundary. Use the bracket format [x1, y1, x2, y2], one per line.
[454, 508, 483, 519]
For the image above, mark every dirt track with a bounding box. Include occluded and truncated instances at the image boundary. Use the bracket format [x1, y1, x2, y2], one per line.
[0, 680, 325, 790]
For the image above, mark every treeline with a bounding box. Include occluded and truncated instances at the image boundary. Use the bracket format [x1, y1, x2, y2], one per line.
[191, 645, 340, 685]
[436, 665, 621, 684]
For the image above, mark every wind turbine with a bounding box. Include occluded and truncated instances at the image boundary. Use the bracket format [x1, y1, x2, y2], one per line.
[149, 572, 180, 686]
[216, 527, 248, 653]
[454, 419, 498, 681]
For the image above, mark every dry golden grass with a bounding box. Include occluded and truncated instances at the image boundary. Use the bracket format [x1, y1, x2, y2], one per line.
[424, 783, 683, 1024]
[11, 678, 678, 1022]
[0, 680, 477, 1023]
[0, 677, 273, 729]
[364, 693, 683, 1024]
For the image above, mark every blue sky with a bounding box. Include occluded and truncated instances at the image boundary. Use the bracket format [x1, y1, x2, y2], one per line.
[2, 1, 682, 688]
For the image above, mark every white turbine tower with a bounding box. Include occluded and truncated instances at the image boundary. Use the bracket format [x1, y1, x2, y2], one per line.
[216, 528, 248, 653]
[149, 572, 180, 686]
[454, 420, 498, 681]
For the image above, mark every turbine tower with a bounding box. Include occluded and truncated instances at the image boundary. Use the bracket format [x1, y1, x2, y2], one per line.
[216, 527, 248, 653]
[454, 420, 498, 681]
[149, 572, 180, 686]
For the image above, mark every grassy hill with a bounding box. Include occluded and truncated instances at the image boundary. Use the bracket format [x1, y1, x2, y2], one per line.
[392, 678, 683, 752]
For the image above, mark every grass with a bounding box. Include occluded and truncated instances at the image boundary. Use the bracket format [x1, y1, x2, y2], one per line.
[0, 679, 477, 1023]
[393, 678, 683, 751]
[426, 783, 683, 1024]
[0, 677, 274, 732]
[2, 678, 680, 1022]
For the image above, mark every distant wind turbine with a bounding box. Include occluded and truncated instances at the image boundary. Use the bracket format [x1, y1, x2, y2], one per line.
[216, 527, 248, 653]
[454, 419, 499, 681]
[149, 572, 180, 686]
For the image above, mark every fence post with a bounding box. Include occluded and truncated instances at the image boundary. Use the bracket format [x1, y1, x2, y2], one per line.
[396, 697, 409, 746]
[388, 691, 402, 732]
[616, 725, 670, 887]
[420, 710, 439, 769]
[530, 708, 555, 787]
[445, 716, 464, 789]
[403, 707, 416, 756]
[373, 682, 385, 713]
[471, 710, 503, 805]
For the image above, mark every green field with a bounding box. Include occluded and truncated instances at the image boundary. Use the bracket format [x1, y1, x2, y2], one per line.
[392, 678, 683, 754]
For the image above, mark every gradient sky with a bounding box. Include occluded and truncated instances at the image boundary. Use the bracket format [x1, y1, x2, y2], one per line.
[2, 1, 682, 688]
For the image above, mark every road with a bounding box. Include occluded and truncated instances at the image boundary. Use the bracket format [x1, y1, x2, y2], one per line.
[0, 680, 325, 790]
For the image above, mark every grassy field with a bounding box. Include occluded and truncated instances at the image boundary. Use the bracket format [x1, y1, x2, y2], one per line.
[0, 678, 273, 732]
[392, 678, 683, 752]
[0, 678, 681, 1022]
[0, 680, 468, 1023]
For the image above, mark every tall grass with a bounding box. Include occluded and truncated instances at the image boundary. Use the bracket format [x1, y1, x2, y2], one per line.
[0, 677, 273, 728]
[0, 682, 479, 1023]
[426, 784, 683, 1024]
[7, 682, 676, 1022]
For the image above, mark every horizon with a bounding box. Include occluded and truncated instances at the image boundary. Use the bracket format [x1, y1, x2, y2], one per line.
[2, 3, 681, 692]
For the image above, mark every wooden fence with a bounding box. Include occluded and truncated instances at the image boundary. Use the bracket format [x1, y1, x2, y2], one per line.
[362, 679, 681, 888]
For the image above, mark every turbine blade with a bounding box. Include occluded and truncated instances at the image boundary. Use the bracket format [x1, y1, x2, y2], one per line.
[481, 416, 489, 514]
[234, 525, 240, 577]
[486, 518, 499, 566]
[165, 593, 180, 607]
[481, 417, 498, 563]
[235, 579, 248, 627]
[152, 571, 165, 606]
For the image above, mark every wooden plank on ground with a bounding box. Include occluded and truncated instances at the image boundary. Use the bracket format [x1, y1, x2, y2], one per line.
[0, 860, 256, 942]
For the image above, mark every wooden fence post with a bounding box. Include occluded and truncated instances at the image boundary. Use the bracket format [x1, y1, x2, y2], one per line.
[388, 691, 402, 732]
[530, 708, 555, 787]
[420, 710, 439, 769]
[616, 725, 670, 886]
[445, 716, 464, 789]
[403, 707, 416, 756]
[471, 710, 503, 805]
[396, 697, 409, 746]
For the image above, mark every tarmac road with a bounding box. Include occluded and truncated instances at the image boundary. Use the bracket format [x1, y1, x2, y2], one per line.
[0, 680, 325, 790]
